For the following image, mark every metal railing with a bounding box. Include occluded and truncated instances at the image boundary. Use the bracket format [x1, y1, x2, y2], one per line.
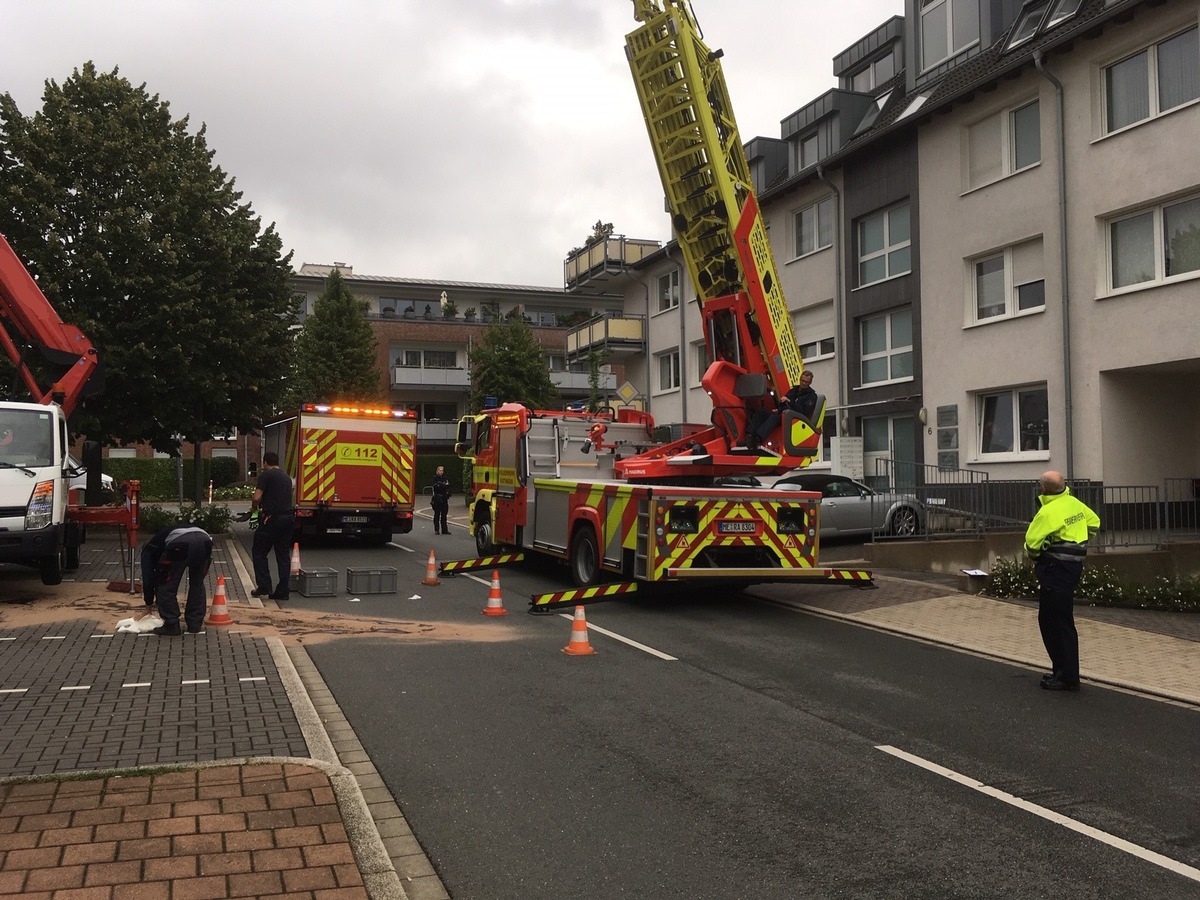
[870, 459, 1200, 550]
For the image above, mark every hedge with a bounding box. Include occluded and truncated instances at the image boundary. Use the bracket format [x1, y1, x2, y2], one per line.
[100, 456, 240, 501]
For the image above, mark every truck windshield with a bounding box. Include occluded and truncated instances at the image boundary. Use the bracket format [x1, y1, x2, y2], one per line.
[0, 410, 55, 467]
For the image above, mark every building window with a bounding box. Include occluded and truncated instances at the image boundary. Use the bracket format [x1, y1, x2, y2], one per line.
[857, 203, 911, 286]
[799, 337, 835, 361]
[657, 350, 681, 391]
[692, 340, 710, 384]
[1104, 27, 1199, 134]
[971, 239, 1045, 322]
[860, 309, 912, 385]
[1007, 0, 1051, 50]
[399, 350, 422, 368]
[851, 51, 896, 93]
[423, 350, 457, 369]
[797, 132, 819, 170]
[967, 100, 1040, 188]
[794, 197, 833, 258]
[656, 270, 680, 313]
[1004, 0, 1086, 52]
[920, 0, 979, 70]
[1108, 193, 1200, 290]
[979, 385, 1049, 455]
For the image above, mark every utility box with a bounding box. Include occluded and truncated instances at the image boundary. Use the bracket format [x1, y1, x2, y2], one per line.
[297, 567, 338, 597]
[347, 566, 398, 595]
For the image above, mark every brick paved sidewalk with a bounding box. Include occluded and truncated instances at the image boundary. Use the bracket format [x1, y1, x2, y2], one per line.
[0, 760, 405, 900]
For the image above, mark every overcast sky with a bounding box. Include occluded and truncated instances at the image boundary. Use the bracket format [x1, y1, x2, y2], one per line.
[4, 0, 899, 288]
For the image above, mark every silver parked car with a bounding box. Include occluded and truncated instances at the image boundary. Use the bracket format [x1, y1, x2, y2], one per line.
[772, 472, 925, 537]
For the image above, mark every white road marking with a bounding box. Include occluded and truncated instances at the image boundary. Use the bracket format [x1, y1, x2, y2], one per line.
[60, 685, 89, 691]
[122, 683, 152, 688]
[239, 676, 266, 682]
[41, 636, 65, 641]
[877, 744, 1200, 884]
[182, 679, 210, 685]
[0, 688, 27, 694]
[91, 634, 115, 639]
[556, 613, 677, 661]
[0, 637, 14, 642]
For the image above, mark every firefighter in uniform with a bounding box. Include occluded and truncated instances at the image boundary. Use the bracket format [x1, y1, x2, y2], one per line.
[141, 526, 214, 636]
[1024, 471, 1100, 692]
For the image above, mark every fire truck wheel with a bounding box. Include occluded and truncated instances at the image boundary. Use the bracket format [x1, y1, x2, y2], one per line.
[475, 520, 494, 556]
[570, 526, 600, 588]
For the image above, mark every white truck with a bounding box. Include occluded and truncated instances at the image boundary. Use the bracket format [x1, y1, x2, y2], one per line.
[0, 233, 123, 584]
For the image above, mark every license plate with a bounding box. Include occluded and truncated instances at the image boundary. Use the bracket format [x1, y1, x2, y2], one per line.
[718, 521, 757, 534]
[342, 516, 368, 523]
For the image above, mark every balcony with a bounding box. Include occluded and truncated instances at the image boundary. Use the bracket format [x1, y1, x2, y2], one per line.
[551, 370, 616, 392]
[391, 366, 470, 390]
[566, 314, 645, 361]
[564, 235, 660, 294]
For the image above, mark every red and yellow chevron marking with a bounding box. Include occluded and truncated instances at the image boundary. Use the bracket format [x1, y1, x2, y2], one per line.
[295, 428, 416, 507]
[439, 553, 525, 575]
[564, 482, 644, 555]
[530, 581, 638, 611]
[651, 499, 817, 581]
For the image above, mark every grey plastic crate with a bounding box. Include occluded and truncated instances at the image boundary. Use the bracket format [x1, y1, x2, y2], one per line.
[346, 566, 398, 594]
[296, 567, 338, 597]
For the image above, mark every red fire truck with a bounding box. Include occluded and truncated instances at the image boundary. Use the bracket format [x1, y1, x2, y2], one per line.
[263, 402, 419, 544]
[454, 1, 872, 607]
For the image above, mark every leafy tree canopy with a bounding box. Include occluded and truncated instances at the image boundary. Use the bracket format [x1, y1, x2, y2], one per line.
[0, 62, 298, 452]
[281, 268, 382, 409]
[467, 315, 559, 412]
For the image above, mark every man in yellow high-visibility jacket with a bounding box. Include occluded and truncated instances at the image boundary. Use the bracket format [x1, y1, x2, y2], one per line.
[1024, 471, 1100, 692]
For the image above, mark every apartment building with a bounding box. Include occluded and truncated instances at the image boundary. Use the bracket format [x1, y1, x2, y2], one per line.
[289, 242, 657, 446]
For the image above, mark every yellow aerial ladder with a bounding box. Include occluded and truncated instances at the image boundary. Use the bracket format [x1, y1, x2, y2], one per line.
[621, 1, 820, 477]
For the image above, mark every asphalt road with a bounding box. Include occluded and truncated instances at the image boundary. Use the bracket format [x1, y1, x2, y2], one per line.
[241, 522, 1200, 899]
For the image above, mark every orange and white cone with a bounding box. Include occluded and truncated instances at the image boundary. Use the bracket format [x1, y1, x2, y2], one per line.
[422, 549, 441, 586]
[206, 576, 233, 626]
[562, 605, 596, 655]
[482, 570, 507, 616]
[290, 542, 302, 577]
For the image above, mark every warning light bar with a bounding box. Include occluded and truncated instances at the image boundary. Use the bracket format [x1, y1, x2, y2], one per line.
[302, 403, 412, 418]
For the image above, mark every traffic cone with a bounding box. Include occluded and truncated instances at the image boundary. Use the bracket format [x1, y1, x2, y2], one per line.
[562, 605, 596, 655]
[482, 570, 507, 616]
[422, 549, 441, 586]
[290, 542, 302, 577]
[206, 576, 233, 626]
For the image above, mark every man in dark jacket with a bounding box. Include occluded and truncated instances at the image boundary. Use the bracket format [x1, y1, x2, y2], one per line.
[431, 465, 452, 534]
[249, 451, 295, 601]
[747, 370, 818, 449]
[1025, 471, 1100, 692]
[141, 526, 213, 636]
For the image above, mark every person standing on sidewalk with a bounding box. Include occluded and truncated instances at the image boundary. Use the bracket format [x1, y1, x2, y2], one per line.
[141, 526, 213, 636]
[431, 465, 452, 534]
[250, 451, 295, 601]
[1025, 471, 1100, 692]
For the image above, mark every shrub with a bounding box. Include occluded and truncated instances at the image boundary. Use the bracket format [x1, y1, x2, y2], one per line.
[985, 555, 1200, 613]
[140, 503, 234, 535]
[213, 483, 255, 501]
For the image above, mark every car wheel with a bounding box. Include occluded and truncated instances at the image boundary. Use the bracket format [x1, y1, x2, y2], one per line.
[889, 506, 920, 537]
[570, 525, 600, 588]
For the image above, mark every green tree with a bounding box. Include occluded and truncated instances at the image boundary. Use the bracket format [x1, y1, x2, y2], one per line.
[467, 316, 559, 412]
[282, 268, 382, 408]
[586, 347, 608, 413]
[0, 63, 297, 501]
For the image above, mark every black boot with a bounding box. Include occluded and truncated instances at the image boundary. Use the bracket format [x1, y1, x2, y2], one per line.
[152, 623, 183, 637]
